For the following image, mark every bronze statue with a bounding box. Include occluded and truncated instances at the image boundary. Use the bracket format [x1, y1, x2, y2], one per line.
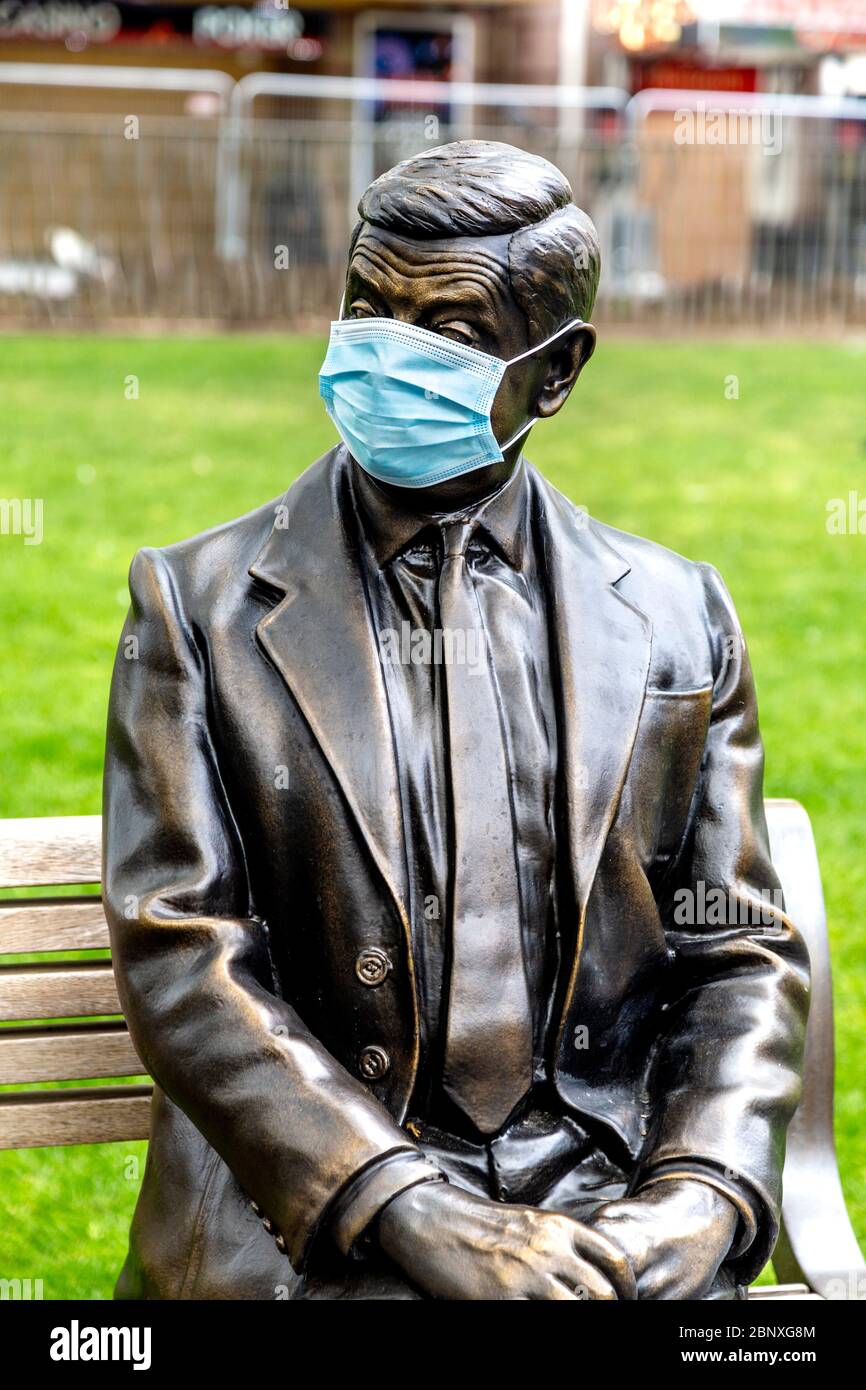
[103, 141, 809, 1300]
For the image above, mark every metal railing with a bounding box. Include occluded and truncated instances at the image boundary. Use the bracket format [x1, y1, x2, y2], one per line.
[217, 72, 629, 259]
[1, 65, 865, 330]
[0, 60, 235, 109]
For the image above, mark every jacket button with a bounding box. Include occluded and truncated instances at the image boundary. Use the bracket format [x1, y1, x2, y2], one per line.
[355, 947, 392, 987]
[358, 1045, 390, 1080]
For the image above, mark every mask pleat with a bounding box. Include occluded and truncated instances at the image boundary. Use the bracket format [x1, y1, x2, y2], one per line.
[331, 380, 484, 431]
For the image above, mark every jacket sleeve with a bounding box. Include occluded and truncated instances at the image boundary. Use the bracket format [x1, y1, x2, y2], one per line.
[634, 563, 810, 1283]
[103, 545, 435, 1271]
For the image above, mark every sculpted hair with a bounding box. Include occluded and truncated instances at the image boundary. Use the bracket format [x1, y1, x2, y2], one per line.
[353, 140, 601, 335]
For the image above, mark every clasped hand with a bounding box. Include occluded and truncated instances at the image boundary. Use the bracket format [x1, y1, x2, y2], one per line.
[376, 1177, 737, 1300]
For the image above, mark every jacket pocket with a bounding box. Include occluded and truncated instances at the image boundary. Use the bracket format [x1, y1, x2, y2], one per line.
[618, 685, 713, 864]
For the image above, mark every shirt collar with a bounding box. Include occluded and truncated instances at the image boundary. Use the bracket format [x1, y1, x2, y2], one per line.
[351, 456, 530, 571]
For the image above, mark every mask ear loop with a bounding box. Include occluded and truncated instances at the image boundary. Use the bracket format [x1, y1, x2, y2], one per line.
[505, 316, 586, 367]
[499, 317, 587, 452]
[500, 415, 538, 452]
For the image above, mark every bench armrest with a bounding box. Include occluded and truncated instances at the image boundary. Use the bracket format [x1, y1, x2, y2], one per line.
[765, 798, 865, 1299]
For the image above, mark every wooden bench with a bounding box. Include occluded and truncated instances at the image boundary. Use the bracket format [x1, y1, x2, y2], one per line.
[1, 799, 863, 1300]
[0, 815, 150, 1148]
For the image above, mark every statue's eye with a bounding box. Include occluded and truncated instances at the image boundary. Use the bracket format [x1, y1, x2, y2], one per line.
[435, 322, 476, 347]
[348, 300, 378, 319]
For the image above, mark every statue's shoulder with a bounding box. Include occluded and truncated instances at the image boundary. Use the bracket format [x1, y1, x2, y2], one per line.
[533, 467, 735, 669]
[142, 494, 284, 601]
[137, 449, 338, 610]
[533, 468, 714, 607]
[591, 516, 710, 592]
[589, 517, 739, 669]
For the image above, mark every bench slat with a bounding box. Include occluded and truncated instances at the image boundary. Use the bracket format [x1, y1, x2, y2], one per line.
[0, 1022, 142, 1084]
[0, 898, 110, 954]
[0, 815, 101, 889]
[748, 1284, 823, 1300]
[0, 961, 121, 1022]
[0, 1085, 152, 1149]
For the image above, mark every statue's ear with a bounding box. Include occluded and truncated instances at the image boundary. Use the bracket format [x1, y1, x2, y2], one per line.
[536, 323, 597, 419]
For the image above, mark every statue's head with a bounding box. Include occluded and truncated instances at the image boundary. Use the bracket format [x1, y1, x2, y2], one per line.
[324, 140, 600, 507]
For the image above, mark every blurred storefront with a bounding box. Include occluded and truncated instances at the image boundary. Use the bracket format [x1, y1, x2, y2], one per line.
[0, 0, 565, 114]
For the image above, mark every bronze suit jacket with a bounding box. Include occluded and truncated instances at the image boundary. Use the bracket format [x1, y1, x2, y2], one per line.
[103, 446, 810, 1299]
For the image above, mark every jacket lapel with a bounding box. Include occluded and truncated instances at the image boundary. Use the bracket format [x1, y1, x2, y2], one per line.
[248, 447, 410, 936]
[532, 472, 653, 1033]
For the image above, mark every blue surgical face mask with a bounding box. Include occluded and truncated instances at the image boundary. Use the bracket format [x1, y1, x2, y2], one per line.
[318, 306, 584, 489]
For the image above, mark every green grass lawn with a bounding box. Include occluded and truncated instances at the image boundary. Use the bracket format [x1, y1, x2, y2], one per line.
[0, 334, 863, 1298]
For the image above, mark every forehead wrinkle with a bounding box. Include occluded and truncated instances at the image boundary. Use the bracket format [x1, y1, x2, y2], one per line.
[350, 235, 511, 299]
[351, 267, 507, 327]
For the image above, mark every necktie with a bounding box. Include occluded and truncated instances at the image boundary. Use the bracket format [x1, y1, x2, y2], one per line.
[438, 518, 533, 1134]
